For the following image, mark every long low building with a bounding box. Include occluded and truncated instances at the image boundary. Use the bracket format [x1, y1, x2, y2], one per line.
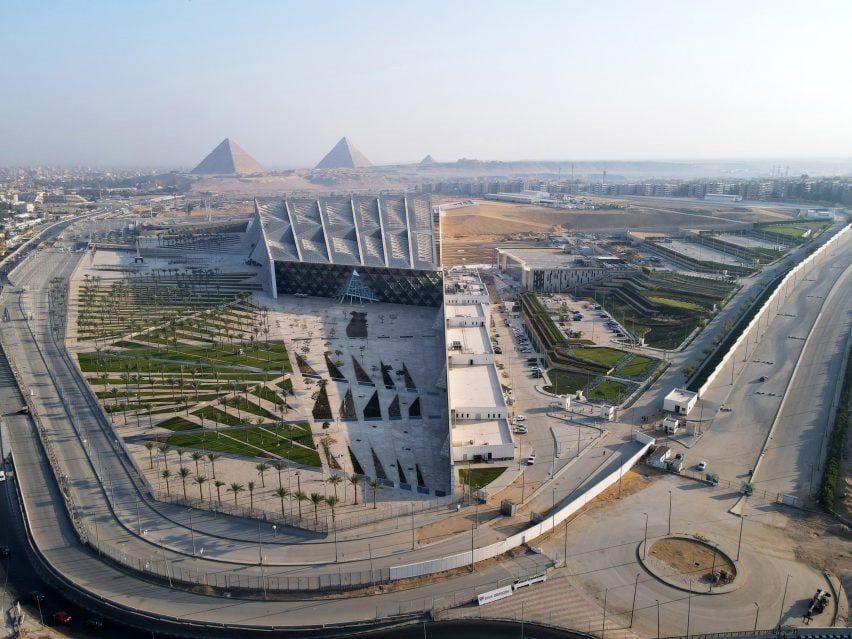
[495, 246, 631, 292]
[444, 267, 514, 462]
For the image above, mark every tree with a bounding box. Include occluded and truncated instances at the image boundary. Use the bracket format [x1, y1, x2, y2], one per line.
[309, 492, 324, 523]
[369, 478, 382, 509]
[273, 461, 285, 489]
[214, 480, 225, 504]
[144, 441, 155, 469]
[159, 444, 171, 471]
[228, 482, 245, 507]
[207, 452, 221, 478]
[256, 463, 269, 488]
[274, 487, 289, 518]
[247, 481, 256, 510]
[194, 475, 207, 501]
[349, 473, 363, 505]
[161, 469, 171, 496]
[178, 467, 191, 499]
[326, 474, 343, 501]
[325, 495, 339, 526]
[294, 491, 307, 518]
[191, 451, 203, 475]
[176, 448, 186, 468]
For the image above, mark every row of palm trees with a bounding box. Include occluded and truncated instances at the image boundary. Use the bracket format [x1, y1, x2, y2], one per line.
[148, 443, 387, 524]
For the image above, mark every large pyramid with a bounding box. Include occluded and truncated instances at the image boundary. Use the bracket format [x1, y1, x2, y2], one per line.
[191, 138, 264, 175]
[315, 137, 372, 169]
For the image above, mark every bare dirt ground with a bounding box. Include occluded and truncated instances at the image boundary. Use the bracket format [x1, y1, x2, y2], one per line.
[648, 538, 736, 581]
[437, 197, 772, 265]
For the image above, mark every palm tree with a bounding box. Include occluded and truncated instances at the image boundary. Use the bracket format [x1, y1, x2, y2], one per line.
[159, 444, 171, 471]
[161, 469, 171, 496]
[194, 475, 207, 501]
[207, 453, 221, 478]
[176, 448, 186, 468]
[214, 480, 225, 505]
[144, 441, 155, 469]
[348, 473, 363, 505]
[191, 451, 203, 475]
[326, 474, 343, 501]
[369, 478, 382, 509]
[325, 495, 339, 527]
[273, 461, 285, 489]
[309, 492, 324, 523]
[274, 487, 289, 517]
[247, 481, 256, 511]
[178, 467, 191, 499]
[294, 490, 307, 518]
[256, 463, 269, 488]
[228, 482, 245, 507]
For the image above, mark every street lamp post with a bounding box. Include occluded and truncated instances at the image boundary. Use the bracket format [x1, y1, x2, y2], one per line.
[643, 512, 649, 559]
[736, 515, 746, 561]
[656, 599, 661, 639]
[686, 580, 693, 638]
[753, 601, 760, 633]
[188, 509, 196, 557]
[777, 574, 792, 628]
[668, 490, 672, 535]
[601, 588, 608, 639]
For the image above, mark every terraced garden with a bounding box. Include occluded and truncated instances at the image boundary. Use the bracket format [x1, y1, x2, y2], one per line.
[582, 271, 737, 349]
[73, 273, 312, 465]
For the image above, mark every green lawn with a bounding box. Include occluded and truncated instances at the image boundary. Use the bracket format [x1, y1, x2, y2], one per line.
[157, 416, 199, 432]
[571, 347, 626, 368]
[161, 424, 320, 466]
[459, 466, 507, 490]
[587, 380, 629, 402]
[544, 369, 595, 395]
[645, 296, 703, 312]
[616, 355, 654, 378]
[192, 406, 243, 426]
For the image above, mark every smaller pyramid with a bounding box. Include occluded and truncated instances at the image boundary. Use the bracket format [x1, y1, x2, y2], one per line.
[315, 137, 372, 169]
[191, 138, 263, 175]
[419, 155, 435, 165]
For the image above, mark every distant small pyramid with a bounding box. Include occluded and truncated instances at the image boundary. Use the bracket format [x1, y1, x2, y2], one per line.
[191, 138, 263, 175]
[315, 137, 372, 169]
[419, 155, 435, 165]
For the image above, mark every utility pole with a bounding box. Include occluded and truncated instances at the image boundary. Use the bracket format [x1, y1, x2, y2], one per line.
[630, 573, 640, 627]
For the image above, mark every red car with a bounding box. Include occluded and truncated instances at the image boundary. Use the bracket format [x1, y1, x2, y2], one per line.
[53, 611, 72, 625]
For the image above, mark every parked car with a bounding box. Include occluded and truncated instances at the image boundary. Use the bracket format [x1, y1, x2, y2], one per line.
[527, 453, 536, 465]
[87, 618, 105, 631]
[513, 426, 528, 434]
[514, 415, 526, 421]
[53, 611, 72, 626]
[760, 375, 769, 382]
[16, 405, 29, 414]
[697, 460, 707, 471]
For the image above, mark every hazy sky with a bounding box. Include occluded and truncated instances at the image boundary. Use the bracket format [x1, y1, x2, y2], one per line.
[2, 0, 851, 168]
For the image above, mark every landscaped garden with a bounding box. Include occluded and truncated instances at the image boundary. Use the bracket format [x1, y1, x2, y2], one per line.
[73, 272, 311, 464]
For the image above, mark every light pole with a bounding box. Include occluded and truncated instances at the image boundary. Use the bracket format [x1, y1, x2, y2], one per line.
[642, 512, 649, 559]
[630, 573, 640, 627]
[753, 601, 760, 633]
[656, 599, 660, 639]
[601, 588, 608, 639]
[736, 515, 746, 561]
[686, 580, 693, 638]
[668, 490, 672, 535]
[188, 508, 196, 557]
[777, 574, 792, 628]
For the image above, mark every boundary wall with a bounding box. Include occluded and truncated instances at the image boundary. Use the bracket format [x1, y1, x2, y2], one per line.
[389, 433, 654, 580]
[697, 224, 851, 397]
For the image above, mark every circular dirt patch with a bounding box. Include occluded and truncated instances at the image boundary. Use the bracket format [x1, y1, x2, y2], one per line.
[648, 537, 736, 585]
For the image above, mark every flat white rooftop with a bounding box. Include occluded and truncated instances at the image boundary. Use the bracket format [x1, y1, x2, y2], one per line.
[665, 388, 698, 404]
[452, 419, 510, 445]
[448, 365, 504, 411]
[448, 305, 485, 319]
[446, 325, 490, 355]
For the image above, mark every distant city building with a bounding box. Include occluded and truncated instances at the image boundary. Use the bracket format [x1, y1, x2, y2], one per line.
[704, 193, 742, 203]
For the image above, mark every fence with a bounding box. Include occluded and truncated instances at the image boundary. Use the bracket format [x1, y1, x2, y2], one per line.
[390, 435, 654, 580]
[696, 224, 850, 397]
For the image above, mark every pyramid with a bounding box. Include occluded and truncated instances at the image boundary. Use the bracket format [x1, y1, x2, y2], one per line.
[315, 137, 372, 169]
[419, 155, 435, 165]
[191, 138, 263, 175]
